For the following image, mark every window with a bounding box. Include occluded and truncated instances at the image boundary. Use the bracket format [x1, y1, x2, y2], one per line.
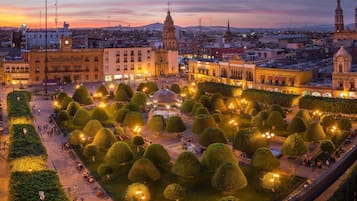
[130, 50, 134, 56]
[35, 67, 40, 73]
[94, 56, 99, 62]
[116, 66, 120, 71]
[35, 76, 39, 81]
[138, 57, 142, 62]
[124, 51, 128, 56]
[130, 64, 134, 70]
[124, 57, 128, 63]
[339, 64, 343, 72]
[74, 75, 80, 81]
[95, 74, 98, 80]
[138, 64, 142, 70]
[131, 57, 134, 62]
[124, 65, 128, 71]
[86, 75, 89, 80]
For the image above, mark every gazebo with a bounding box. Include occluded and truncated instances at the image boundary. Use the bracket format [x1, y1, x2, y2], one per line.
[148, 88, 181, 119]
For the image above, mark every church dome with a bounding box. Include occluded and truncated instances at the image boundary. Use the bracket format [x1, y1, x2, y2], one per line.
[152, 89, 178, 104]
[335, 46, 351, 57]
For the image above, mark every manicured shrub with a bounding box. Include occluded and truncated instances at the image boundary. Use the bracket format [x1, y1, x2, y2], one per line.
[97, 164, 113, 178]
[132, 135, 145, 153]
[193, 106, 210, 116]
[234, 128, 268, 155]
[295, 110, 312, 124]
[191, 114, 216, 135]
[72, 109, 91, 126]
[287, 116, 308, 133]
[190, 102, 204, 115]
[269, 104, 285, 118]
[212, 98, 227, 112]
[56, 92, 68, 103]
[115, 88, 129, 101]
[163, 183, 186, 201]
[128, 158, 160, 183]
[143, 144, 170, 168]
[59, 96, 73, 111]
[96, 84, 109, 96]
[299, 95, 357, 114]
[198, 81, 241, 97]
[124, 183, 151, 201]
[83, 144, 97, 162]
[166, 116, 186, 133]
[115, 108, 129, 123]
[91, 107, 109, 122]
[199, 95, 211, 109]
[244, 101, 261, 114]
[320, 140, 336, 154]
[72, 85, 90, 105]
[242, 89, 298, 107]
[123, 111, 144, 129]
[82, 120, 103, 139]
[170, 83, 181, 94]
[131, 92, 147, 108]
[219, 196, 239, 201]
[304, 122, 326, 142]
[211, 163, 247, 193]
[337, 118, 352, 131]
[281, 134, 307, 158]
[92, 128, 116, 152]
[171, 151, 201, 180]
[320, 115, 335, 129]
[104, 142, 134, 166]
[68, 130, 84, 146]
[147, 115, 165, 132]
[261, 172, 281, 191]
[201, 143, 238, 172]
[181, 98, 194, 113]
[199, 127, 227, 147]
[146, 82, 159, 94]
[251, 147, 280, 171]
[117, 83, 133, 97]
[66, 101, 81, 116]
[266, 111, 286, 130]
[123, 102, 141, 112]
[56, 110, 69, 122]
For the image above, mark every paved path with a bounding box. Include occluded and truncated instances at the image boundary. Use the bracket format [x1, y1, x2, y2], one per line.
[32, 99, 112, 201]
[0, 86, 9, 201]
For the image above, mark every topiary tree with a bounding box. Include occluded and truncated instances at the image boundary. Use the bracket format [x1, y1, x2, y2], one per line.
[115, 108, 130, 123]
[266, 111, 285, 130]
[320, 140, 336, 155]
[191, 102, 204, 115]
[118, 83, 133, 97]
[287, 116, 308, 133]
[234, 128, 268, 155]
[304, 122, 326, 143]
[191, 114, 216, 135]
[147, 115, 165, 133]
[269, 104, 285, 118]
[337, 118, 352, 131]
[96, 84, 109, 96]
[66, 101, 81, 116]
[131, 92, 147, 108]
[91, 107, 109, 122]
[82, 120, 103, 140]
[123, 102, 141, 112]
[245, 101, 261, 114]
[166, 116, 186, 133]
[56, 91, 68, 103]
[199, 95, 211, 109]
[181, 98, 194, 113]
[97, 164, 113, 179]
[295, 110, 312, 124]
[171, 151, 201, 180]
[212, 113, 222, 125]
[72, 85, 90, 105]
[143, 144, 170, 168]
[115, 88, 129, 101]
[104, 142, 134, 168]
[261, 172, 281, 192]
[83, 144, 97, 162]
[251, 114, 264, 128]
[320, 115, 335, 129]
[258, 110, 269, 121]
[251, 147, 280, 171]
[146, 82, 159, 94]
[59, 96, 73, 111]
[124, 183, 151, 201]
[170, 83, 181, 94]
[212, 97, 227, 112]
[211, 162, 247, 193]
[281, 133, 307, 158]
[92, 128, 116, 153]
[128, 158, 161, 183]
[163, 183, 186, 201]
[68, 130, 84, 146]
[193, 106, 210, 116]
[72, 109, 91, 127]
[123, 111, 144, 129]
[199, 127, 227, 147]
[201, 143, 238, 172]
[56, 110, 69, 122]
[132, 135, 145, 153]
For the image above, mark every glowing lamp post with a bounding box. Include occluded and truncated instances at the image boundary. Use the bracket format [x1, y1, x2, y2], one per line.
[270, 173, 280, 192]
[229, 119, 238, 150]
[133, 126, 142, 136]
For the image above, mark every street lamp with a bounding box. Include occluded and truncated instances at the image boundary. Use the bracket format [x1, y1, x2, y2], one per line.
[23, 127, 28, 135]
[270, 173, 280, 192]
[229, 119, 238, 150]
[262, 131, 274, 139]
[313, 110, 322, 122]
[133, 125, 142, 136]
[135, 189, 145, 201]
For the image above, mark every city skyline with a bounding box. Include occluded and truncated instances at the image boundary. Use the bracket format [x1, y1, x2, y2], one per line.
[0, 0, 356, 29]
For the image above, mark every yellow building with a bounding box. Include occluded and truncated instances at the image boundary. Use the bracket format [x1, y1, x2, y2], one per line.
[28, 36, 103, 85]
[2, 61, 30, 87]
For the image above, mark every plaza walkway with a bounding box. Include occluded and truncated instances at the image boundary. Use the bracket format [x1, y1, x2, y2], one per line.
[0, 86, 9, 201]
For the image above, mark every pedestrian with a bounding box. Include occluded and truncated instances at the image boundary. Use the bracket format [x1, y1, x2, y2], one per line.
[325, 159, 330, 167]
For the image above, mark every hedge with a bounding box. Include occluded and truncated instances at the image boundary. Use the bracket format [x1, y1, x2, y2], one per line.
[198, 82, 241, 97]
[242, 89, 299, 107]
[9, 170, 69, 201]
[299, 95, 357, 114]
[7, 91, 33, 121]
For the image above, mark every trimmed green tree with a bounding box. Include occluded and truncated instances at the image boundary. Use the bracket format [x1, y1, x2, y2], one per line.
[59, 96, 73, 111]
[82, 120, 103, 139]
[104, 142, 134, 167]
[181, 98, 194, 113]
[166, 116, 186, 133]
[72, 109, 91, 127]
[123, 111, 144, 129]
[97, 164, 113, 179]
[201, 143, 238, 172]
[234, 128, 268, 155]
[269, 104, 285, 118]
[219, 196, 239, 201]
[92, 128, 116, 153]
[337, 118, 352, 131]
[143, 144, 170, 168]
[170, 83, 181, 94]
[320, 140, 336, 154]
[163, 183, 186, 201]
[56, 110, 69, 122]
[115, 88, 129, 101]
[83, 144, 97, 162]
[91, 107, 109, 122]
[128, 158, 160, 183]
[211, 162, 247, 193]
[171, 151, 201, 180]
[66, 101, 81, 116]
[124, 183, 151, 201]
[68, 130, 83, 146]
[72, 85, 90, 105]
[304, 122, 326, 142]
[295, 110, 312, 124]
[212, 97, 227, 112]
[132, 135, 145, 153]
[96, 84, 109, 96]
[131, 92, 147, 108]
[266, 111, 285, 130]
[287, 116, 308, 133]
[199, 95, 211, 109]
[147, 115, 165, 133]
[191, 114, 216, 135]
[251, 147, 280, 171]
[193, 106, 210, 116]
[281, 133, 307, 158]
[198, 127, 227, 147]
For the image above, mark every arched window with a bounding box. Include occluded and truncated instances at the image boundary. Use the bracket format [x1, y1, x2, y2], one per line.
[339, 64, 343, 72]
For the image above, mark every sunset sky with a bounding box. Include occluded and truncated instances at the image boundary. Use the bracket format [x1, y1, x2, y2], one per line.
[0, 0, 355, 28]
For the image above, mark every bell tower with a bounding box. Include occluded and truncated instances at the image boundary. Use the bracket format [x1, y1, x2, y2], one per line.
[335, 0, 344, 32]
[162, 2, 177, 50]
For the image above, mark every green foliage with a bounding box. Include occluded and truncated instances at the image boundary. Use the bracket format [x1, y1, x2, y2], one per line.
[131, 92, 147, 108]
[251, 114, 264, 128]
[299, 95, 357, 114]
[261, 172, 281, 191]
[143, 144, 170, 168]
[124, 183, 151, 201]
[170, 83, 181, 94]
[92, 128, 116, 152]
[171, 151, 201, 180]
[251, 147, 280, 171]
[132, 136, 145, 146]
[193, 106, 210, 116]
[199, 127, 227, 147]
[72, 109, 91, 126]
[56, 110, 69, 122]
[295, 110, 312, 125]
[287, 117, 308, 133]
[137, 82, 159, 95]
[68, 130, 83, 146]
[115, 88, 130, 101]
[212, 98, 227, 112]
[104, 142, 134, 166]
[9, 156, 47, 172]
[242, 89, 298, 107]
[269, 104, 285, 118]
[336, 118, 352, 131]
[181, 98, 194, 113]
[66, 101, 81, 116]
[193, 89, 205, 101]
[59, 96, 73, 111]
[320, 140, 336, 154]
[115, 108, 129, 123]
[123, 111, 144, 129]
[7, 91, 33, 120]
[191, 114, 216, 135]
[219, 196, 239, 201]
[147, 115, 166, 132]
[191, 102, 204, 115]
[211, 162, 247, 193]
[266, 111, 286, 130]
[117, 83, 133, 98]
[91, 107, 109, 122]
[96, 84, 109, 96]
[281, 134, 307, 158]
[56, 92, 68, 103]
[258, 111, 269, 121]
[199, 95, 211, 109]
[320, 115, 335, 129]
[8, 124, 47, 161]
[128, 158, 161, 183]
[72, 85, 91, 105]
[83, 144, 97, 161]
[234, 128, 268, 155]
[123, 102, 141, 112]
[245, 101, 261, 114]
[82, 120, 103, 139]
[166, 116, 186, 133]
[97, 164, 113, 177]
[163, 183, 186, 201]
[198, 82, 241, 97]
[9, 170, 69, 201]
[201, 143, 238, 172]
[304, 122, 326, 142]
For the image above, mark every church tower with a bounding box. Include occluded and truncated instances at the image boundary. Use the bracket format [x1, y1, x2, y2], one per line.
[335, 0, 344, 32]
[162, 3, 177, 50]
[355, 7, 357, 32]
[224, 20, 233, 43]
[332, 46, 353, 97]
